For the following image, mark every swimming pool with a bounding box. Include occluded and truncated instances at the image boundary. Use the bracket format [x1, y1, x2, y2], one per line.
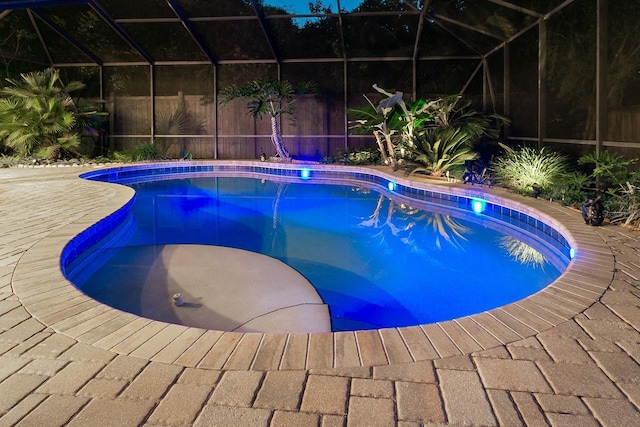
[63, 162, 573, 333]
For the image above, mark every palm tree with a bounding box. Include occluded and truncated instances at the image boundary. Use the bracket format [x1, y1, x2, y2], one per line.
[220, 78, 312, 160]
[0, 68, 93, 159]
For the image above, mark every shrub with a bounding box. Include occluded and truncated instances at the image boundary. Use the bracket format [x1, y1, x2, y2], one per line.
[324, 147, 381, 165]
[604, 177, 640, 229]
[491, 145, 570, 196]
[0, 68, 99, 159]
[403, 96, 509, 177]
[113, 141, 161, 162]
[578, 151, 637, 190]
[405, 127, 479, 177]
[544, 171, 591, 206]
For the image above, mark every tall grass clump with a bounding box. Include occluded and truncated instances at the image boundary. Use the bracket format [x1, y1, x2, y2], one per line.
[491, 144, 570, 196]
[113, 141, 161, 162]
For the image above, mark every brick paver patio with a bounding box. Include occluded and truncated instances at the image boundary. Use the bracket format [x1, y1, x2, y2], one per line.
[1, 164, 639, 426]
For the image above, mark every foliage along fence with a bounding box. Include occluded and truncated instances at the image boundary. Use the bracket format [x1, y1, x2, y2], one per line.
[104, 92, 639, 161]
[105, 92, 346, 160]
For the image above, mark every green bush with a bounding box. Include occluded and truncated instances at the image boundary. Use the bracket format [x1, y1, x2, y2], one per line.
[346, 147, 380, 165]
[0, 68, 99, 160]
[113, 141, 161, 162]
[543, 171, 591, 206]
[578, 151, 637, 191]
[325, 147, 381, 165]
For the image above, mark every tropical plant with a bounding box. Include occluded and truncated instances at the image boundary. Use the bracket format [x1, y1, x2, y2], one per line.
[348, 85, 434, 168]
[403, 96, 509, 177]
[346, 147, 381, 165]
[349, 87, 509, 176]
[545, 171, 592, 206]
[578, 150, 637, 191]
[0, 68, 97, 159]
[406, 127, 479, 177]
[491, 144, 571, 196]
[0, 154, 21, 168]
[348, 87, 402, 167]
[219, 78, 314, 160]
[426, 96, 507, 142]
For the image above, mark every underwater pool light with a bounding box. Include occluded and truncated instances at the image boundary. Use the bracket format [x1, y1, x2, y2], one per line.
[300, 168, 311, 179]
[388, 181, 397, 191]
[570, 248, 576, 259]
[471, 198, 486, 214]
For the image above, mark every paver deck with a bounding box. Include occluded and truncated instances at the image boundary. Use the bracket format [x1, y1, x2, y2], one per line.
[1, 163, 639, 426]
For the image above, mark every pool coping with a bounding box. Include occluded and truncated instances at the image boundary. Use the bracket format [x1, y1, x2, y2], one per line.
[11, 161, 614, 371]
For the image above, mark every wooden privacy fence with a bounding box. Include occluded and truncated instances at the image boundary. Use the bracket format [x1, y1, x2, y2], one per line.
[609, 106, 640, 143]
[105, 92, 346, 159]
[105, 93, 639, 159]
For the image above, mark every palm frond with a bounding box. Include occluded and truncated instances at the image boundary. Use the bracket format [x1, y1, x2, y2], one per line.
[0, 68, 88, 158]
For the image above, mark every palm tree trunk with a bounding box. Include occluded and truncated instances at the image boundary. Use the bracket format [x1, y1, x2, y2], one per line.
[270, 117, 290, 159]
[373, 131, 390, 166]
[384, 132, 397, 168]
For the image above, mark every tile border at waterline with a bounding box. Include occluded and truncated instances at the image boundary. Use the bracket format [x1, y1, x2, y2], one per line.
[78, 161, 573, 261]
[12, 162, 613, 371]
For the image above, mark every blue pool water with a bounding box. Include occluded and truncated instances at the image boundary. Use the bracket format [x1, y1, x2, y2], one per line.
[65, 169, 571, 332]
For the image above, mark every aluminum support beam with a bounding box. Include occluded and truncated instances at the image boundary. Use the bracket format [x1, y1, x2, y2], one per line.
[250, 0, 280, 63]
[411, 0, 431, 101]
[26, 9, 53, 65]
[595, 0, 608, 156]
[0, 0, 87, 10]
[165, 0, 217, 65]
[537, 18, 548, 150]
[88, 0, 153, 64]
[31, 8, 103, 65]
[150, 65, 155, 143]
[503, 42, 510, 139]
